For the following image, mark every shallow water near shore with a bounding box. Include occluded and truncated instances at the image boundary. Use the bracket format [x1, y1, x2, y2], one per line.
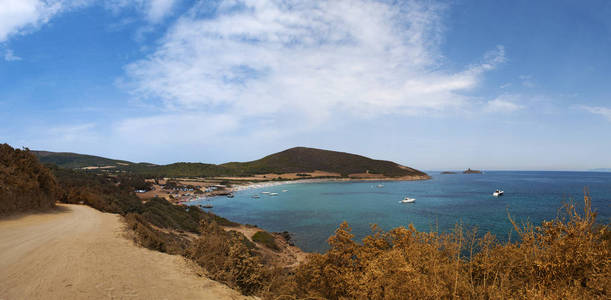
[190, 171, 611, 252]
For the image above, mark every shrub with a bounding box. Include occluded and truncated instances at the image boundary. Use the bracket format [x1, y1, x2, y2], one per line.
[252, 231, 280, 251]
[188, 220, 268, 295]
[124, 213, 188, 255]
[0, 144, 58, 214]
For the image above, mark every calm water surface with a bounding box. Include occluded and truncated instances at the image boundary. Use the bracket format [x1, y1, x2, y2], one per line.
[190, 171, 611, 252]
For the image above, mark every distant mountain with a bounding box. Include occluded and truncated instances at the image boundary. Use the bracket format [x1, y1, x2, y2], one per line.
[589, 168, 611, 172]
[221, 147, 428, 178]
[33, 147, 429, 179]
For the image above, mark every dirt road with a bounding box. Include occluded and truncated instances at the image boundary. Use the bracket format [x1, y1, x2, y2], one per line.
[0, 204, 251, 300]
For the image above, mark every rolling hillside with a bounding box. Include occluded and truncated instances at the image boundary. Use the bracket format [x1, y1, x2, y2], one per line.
[33, 147, 429, 179]
[221, 147, 426, 177]
[32, 151, 140, 169]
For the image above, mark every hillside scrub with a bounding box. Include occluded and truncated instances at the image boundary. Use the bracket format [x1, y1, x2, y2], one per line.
[188, 219, 270, 295]
[0, 144, 58, 214]
[252, 231, 280, 251]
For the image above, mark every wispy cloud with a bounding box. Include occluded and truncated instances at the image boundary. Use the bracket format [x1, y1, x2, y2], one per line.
[2, 48, 21, 61]
[146, 0, 179, 23]
[105, 0, 180, 23]
[484, 95, 524, 113]
[0, 0, 92, 43]
[519, 74, 535, 88]
[123, 0, 505, 134]
[579, 105, 611, 121]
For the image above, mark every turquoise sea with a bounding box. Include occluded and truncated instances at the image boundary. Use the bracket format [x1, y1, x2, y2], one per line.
[190, 171, 611, 252]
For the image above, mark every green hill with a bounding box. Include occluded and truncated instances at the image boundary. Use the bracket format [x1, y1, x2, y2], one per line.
[33, 147, 428, 179]
[222, 147, 426, 177]
[32, 150, 140, 169]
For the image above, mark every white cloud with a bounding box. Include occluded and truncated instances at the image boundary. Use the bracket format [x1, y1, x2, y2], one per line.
[484, 95, 524, 113]
[579, 105, 611, 121]
[0, 0, 91, 43]
[0, 0, 177, 44]
[105, 0, 179, 23]
[146, 0, 178, 23]
[124, 0, 505, 130]
[0, 0, 59, 42]
[3, 48, 21, 61]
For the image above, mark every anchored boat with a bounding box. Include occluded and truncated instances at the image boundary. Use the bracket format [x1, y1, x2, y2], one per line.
[400, 197, 416, 203]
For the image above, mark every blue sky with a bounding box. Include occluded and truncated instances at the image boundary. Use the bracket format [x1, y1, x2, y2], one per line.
[1, 0, 610, 170]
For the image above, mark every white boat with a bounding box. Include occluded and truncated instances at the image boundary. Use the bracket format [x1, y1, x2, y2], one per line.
[400, 197, 416, 203]
[252, 195, 260, 199]
[377, 184, 384, 188]
[492, 190, 504, 197]
[261, 191, 270, 194]
[282, 190, 288, 192]
[269, 192, 279, 196]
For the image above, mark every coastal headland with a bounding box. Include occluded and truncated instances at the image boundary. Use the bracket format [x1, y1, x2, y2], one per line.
[33, 146, 431, 203]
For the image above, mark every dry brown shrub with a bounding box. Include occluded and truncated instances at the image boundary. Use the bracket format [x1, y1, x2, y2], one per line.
[0, 144, 58, 214]
[187, 219, 269, 295]
[125, 213, 188, 255]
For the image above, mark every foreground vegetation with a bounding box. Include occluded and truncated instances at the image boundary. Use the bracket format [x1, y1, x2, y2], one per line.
[1, 144, 58, 214]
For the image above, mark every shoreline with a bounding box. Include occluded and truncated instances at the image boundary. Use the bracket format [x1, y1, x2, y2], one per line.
[229, 175, 430, 193]
[174, 175, 431, 202]
[176, 174, 432, 205]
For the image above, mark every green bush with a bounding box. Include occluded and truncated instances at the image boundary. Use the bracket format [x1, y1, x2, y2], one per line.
[252, 231, 279, 251]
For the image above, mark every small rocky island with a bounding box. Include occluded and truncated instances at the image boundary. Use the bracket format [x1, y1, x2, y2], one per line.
[441, 171, 457, 174]
[463, 168, 482, 174]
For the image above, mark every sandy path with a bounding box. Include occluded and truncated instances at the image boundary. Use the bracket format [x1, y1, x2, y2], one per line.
[0, 204, 252, 300]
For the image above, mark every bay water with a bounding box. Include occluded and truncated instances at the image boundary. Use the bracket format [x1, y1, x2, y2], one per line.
[190, 171, 611, 252]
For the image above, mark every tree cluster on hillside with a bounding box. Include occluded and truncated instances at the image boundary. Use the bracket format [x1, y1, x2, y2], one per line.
[0, 144, 58, 214]
[34, 147, 430, 179]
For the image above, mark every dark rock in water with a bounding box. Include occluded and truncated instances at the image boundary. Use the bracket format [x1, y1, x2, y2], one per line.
[441, 171, 457, 174]
[463, 168, 482, 174]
